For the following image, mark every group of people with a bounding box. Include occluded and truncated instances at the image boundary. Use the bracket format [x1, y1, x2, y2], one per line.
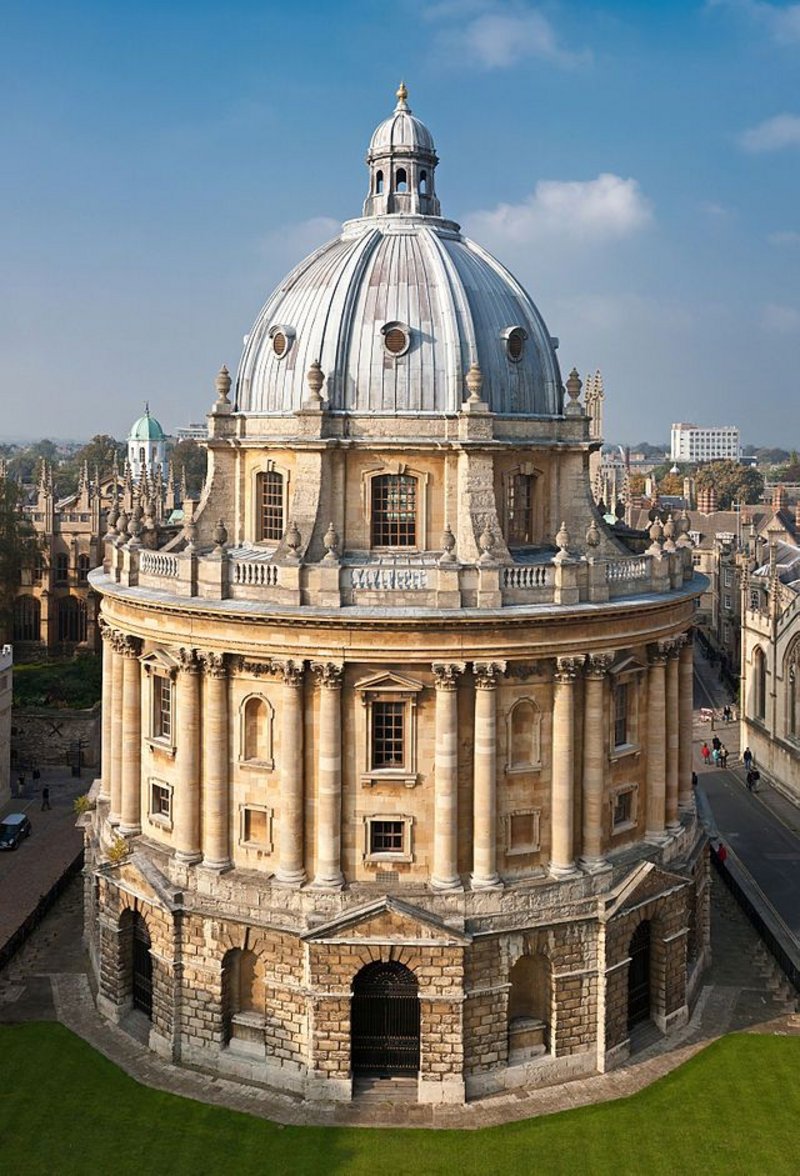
[700, 736, 729, 768]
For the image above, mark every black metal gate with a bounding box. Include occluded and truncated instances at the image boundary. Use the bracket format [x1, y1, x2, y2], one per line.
[351, 961, 420, 1075]
[132, 916, 153, 1019]
[627, 920, 651, 1028]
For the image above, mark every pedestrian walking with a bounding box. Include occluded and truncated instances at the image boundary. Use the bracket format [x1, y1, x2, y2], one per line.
[746, 768, 760, 792]
[16, 774, 25, 798]
[692, 771, 698, 789]
[712, 747, 720, 766]
[701, 741, 710, 767]
[743, 746, 753, 770]
[720, 745, 729, 768]
[41, 786, 50, 811]
[712, 735, 722, 752]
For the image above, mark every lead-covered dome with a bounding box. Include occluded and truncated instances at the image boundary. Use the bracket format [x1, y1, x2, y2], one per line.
[236, 88, 563, 419]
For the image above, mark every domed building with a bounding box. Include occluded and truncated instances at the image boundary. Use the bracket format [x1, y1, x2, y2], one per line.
[127, 405, 167, 481]
[85, 86, 708, 1106]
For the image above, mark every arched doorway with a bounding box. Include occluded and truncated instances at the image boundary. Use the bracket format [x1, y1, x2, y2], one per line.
[627, 920, 651, 1028]
[128, 911, 153, 1019]
[351, 961, 419, 1076]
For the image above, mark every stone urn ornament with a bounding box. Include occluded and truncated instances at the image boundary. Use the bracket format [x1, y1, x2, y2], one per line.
[285, 520, 302, 561]
[439, 523, 456, 564]
[213, 518, 229, 549]
[322, 522, 340, 563]
[478, 522, 495, 563]
[585, 518, 600, 551]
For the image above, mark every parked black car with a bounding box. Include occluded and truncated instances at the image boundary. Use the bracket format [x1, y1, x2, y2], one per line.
[0, 813, 32, 850]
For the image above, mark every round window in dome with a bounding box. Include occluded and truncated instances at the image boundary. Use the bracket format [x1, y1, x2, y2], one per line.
[268, 324, 295, 360]
[506, 327, 526, 362]
[272, 332, 287, 357]
[382, 321, 411, 357]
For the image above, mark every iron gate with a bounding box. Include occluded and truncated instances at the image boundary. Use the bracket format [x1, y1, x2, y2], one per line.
[132, 917, 153, 1019]
[627, 920, 651, 1028]
[351, 961, 420, 1075]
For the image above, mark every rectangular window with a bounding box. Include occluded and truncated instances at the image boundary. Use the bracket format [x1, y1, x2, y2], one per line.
[613, 683, 628, 747]
[371, 474, 416, 547]
[151, 780, 171, 818]
[371, 701, 405, 769]
[507, 474, 534, 546]
[613, 789, 633, 827]
[258, 471, 284, 542]
[369, 820, 405, 854]
[723, 594, 732, 611]
[244, 808, 268, 845]
[153, 676, 172, 741]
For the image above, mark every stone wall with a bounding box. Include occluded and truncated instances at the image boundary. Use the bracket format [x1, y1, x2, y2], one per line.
[12, 704, 101, 770]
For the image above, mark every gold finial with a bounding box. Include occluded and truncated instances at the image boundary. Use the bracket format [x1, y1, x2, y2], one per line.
[396, 80, 408, 107]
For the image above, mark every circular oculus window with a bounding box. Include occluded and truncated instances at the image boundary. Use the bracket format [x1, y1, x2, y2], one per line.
[382, 322, 411, 357]
[272, 331, 287, 357]
[507, 328, 525, 362]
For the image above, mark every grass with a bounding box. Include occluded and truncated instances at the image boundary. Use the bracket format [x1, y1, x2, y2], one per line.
[0, 1026, 798, 1175]
[12, 655, 102, 709]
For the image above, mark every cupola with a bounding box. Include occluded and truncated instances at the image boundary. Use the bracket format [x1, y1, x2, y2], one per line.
[363, 83, 441, 218]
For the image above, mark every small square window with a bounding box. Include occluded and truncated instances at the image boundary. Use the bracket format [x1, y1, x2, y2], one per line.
[506, 809, 541, 855]
[239, 805, 272, 851]
[149, 779, 172, 827]
[362, 813, 413, 863]
[610, 785, 638, 835]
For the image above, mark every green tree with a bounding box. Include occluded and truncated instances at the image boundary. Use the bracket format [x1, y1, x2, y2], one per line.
[170, 439, 208, 498]
[0, 476, 41, 641]
[56, 434, 125, 496]
[695, 461, 764, 509]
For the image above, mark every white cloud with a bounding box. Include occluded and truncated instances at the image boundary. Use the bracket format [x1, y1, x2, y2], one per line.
[463, 174, 653, 247]
[701, 201, 733, 217]
[768, 229, 800, 245]
[426, 2, 589, 69]
[709, 1, 800, 45]
[259, 216, 339, 265]
[739, 113, 800, 151]
[762, 302, 800, 332]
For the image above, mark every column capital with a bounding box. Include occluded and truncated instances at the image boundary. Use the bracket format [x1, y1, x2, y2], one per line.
[554, 655, 582, 682]
[312, 660, 343, 689]
[198, 650, 227, 678]
[473, 660, 506, 689]
[585, 651, 614, 679]
[176, 646, 201, 674]
[272, 657, 305, 687]
[111, 630, 142, 658]
[648, 642, 670, 666]
[98, 616, 112, 642]
[432, 661, 466, 690]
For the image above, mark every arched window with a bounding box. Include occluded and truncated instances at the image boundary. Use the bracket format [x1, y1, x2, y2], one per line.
[13, 596, 40, 642]
[77, 554, 90, 584]
[375, 170, 384, 194]
[351, 961, 419, 1075]
[139, 446, 146, 467]
[419, 169, 427, 194]
[240, 695, 273, 765]
[508, 954, 550, 1057]
[54, 553, 69, 585]
[788, 661, 798, 739]
[506, 473, 535, 546]
[257, 470, 284, 542]
[371, 474, 417, 548]
[395, 167, 407, 192]
[754, 646, 766, 722]
[507, 699, 541, 770]
[221, 947, 264, 1044]
[57, 597, 87, 643]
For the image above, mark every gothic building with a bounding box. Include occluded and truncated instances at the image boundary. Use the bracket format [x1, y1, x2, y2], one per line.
[84, 88, 708, 1105]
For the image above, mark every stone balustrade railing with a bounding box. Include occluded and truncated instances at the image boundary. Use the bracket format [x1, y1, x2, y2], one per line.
[101, 540, 696, 610]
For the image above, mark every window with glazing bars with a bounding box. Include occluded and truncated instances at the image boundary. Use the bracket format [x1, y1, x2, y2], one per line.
[153, 676, 172, 741]
[613, 682, 628, 747]
[372, 701, 405, 768]
[613, 789, 632, 826]
[371, 474, 416, 547]
[507, 474, 534, 545]
[258, 471, 284, 542]
[370, 820, 405, 854]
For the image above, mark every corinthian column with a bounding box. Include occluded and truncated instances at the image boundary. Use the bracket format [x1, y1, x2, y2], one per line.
[678, 633, 695, 810]
[119, 636, 143, 835]
[200, 652, 231, 870]
[312, 662, 344, 889]
[645, 643, 668, 843]
[99, 620, 113, 800]
[665, 642, 681, 831]
[551, 657, 581, 877]
[276, 659, 306, 885]
[108, 630, 125, 825]
[174, 648, 202, 863]
[432, 662, 465, 890]
[471, 661, 506, 889]
[581, 653, 613, 870]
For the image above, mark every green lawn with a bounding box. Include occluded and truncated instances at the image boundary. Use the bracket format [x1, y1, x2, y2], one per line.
[0, 1024, 797, 1175]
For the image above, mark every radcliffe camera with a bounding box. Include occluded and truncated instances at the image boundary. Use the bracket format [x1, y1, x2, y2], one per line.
[1, 6, 798, 1173]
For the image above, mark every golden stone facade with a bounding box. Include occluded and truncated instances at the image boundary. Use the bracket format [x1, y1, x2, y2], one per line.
[84, 90, 709, 1106]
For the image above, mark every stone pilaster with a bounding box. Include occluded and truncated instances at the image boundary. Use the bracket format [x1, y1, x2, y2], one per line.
[200, 652, 231, 870]
[174, 648, 202, 864]
[645, 643, 669, 843]
[119, 635, 143, 835]
[665, 641, 681, 831]
[678, 633, 694, 810]
[431, 661, 465, 890]
[275, 659, 306, 885]
[551, 657, 581, 877]
[471, 660, 506, 890]
[312, 662, 344, 889]
[581, 652, 613, 870]
[108, 630, 126, 825]
[99, 619, 113, 801]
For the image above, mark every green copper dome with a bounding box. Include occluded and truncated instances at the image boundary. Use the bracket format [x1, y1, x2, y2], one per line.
[129, 405, 165, 442]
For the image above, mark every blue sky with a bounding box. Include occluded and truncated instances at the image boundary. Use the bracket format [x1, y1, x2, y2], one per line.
[2, 0, 798, 445]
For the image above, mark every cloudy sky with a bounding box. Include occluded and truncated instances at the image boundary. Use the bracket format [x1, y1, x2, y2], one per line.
[3, 0, 798, 445]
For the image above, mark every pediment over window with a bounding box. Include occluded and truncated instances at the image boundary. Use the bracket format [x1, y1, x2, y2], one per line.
[355, 671, 425, 697]
[601, 861, 689, 921]
[139, 649, 179, 674]
[609, 653, 646, 677]
[301, 896, 472, 945]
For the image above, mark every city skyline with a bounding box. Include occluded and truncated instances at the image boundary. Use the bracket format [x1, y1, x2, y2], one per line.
[3, 0, 798, 443]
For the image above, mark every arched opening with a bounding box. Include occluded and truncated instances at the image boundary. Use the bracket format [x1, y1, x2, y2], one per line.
[419, 169, 427, 194]
[371, 473, 417, 548]
[508, 699, 541, 769]
[754, 646, 766, 722]
[221, 947, 264, 1044]
[507, 954, 550, 1059]
[257, 470, 284, 542]
[627, 920, 651, 1029]
[121, 909, 153, 1020]
[57, 596, 87, 643]
[13, 595, 40, 642]
[242, 695, 271, 762]
[139, 446, 146, 467]
[351, 960, 419, 1076]
[395, 167, 408, 192]
[77, 554, 90, 584]
[375, 170, 384, 194]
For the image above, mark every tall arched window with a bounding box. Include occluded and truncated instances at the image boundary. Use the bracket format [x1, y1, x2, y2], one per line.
[13, 596, 40, 642]
[506, 473, 535, 546]
[419, 169, 427, 194]
[788, 662, 797, 739]
[77, 554, 90, 584]
[754, 646, 766, 722]
[257, 471, 284, 542]
[507, 699, 541, 770]
[375, 170, 384, 194]
[54, 553, 69, 585]
[371, 474, 417, 548]
[395, 167, 408, 192]
[58, 597, 87, 643]
[241, 695, 273, 765]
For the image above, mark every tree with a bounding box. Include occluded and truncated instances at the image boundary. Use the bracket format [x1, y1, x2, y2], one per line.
[0, 476, 41, 641]
[170, 439, 208, 498]
[695, 461, 764, 509]
[657, 473, 684, 497]
[627, 472, 646, 496]
[56, 434, 125, 496]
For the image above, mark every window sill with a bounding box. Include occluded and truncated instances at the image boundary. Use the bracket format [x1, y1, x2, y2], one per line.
[361, 772, 420, 789]
[609, 743, 640, 763]
[239, 758, 275, 772]
[146, 738, 176, 758]
[148, 813, 173, 832]
[505, 763, 542, 776]
[611, 819, 637, 838]
[363, 852, 413, 865]
[506, 843, 541, 856]
[238, 839, 273, 854]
